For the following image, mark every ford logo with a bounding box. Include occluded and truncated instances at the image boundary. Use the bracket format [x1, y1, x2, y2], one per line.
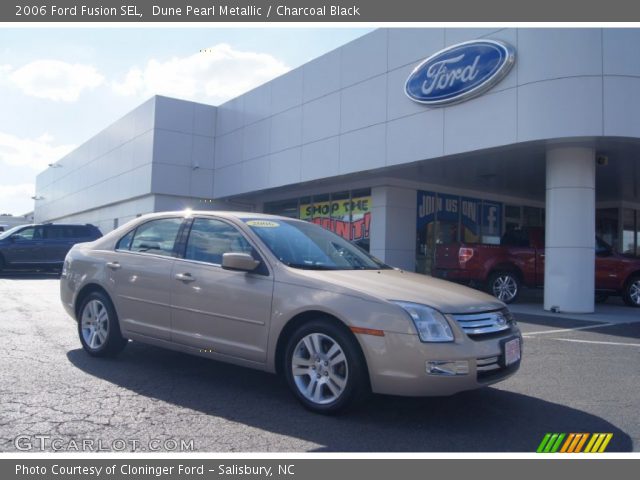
[405, 40, 515, 106]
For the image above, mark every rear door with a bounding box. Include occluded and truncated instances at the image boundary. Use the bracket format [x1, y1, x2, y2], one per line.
[170, 216, 274, 363]
[42, 225, 78, 264]
[107, 217, 185, 341]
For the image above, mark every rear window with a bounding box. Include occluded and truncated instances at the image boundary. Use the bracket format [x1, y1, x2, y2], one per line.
[118, 218, 183, 257]
[46, 225, 92, 239]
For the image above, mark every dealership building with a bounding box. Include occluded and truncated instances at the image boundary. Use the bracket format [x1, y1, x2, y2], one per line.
[34, 28, 640, 313]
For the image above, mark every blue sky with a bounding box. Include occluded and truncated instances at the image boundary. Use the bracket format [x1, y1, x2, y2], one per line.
[0, 28, 371, 215]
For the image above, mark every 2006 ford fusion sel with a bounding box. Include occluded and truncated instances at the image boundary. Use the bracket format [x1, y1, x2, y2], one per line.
[61, 211, 522, 413]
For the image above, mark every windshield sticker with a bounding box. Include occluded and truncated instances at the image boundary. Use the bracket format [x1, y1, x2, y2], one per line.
[246, 220, 280, 228]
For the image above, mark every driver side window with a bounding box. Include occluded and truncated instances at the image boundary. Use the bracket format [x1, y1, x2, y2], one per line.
[185, 218, 254, 265]
[13, 226, 43, 241]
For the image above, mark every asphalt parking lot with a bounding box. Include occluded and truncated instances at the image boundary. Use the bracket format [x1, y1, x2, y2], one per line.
[1, 274, 638, 452]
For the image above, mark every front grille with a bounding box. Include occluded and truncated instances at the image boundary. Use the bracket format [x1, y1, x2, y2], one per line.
[476, 356, 520, 383]
[476, 356, 500, 373]
[451, 309, 514, 337]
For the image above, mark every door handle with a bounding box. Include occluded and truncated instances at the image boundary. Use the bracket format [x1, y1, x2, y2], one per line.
[106, 261, 121, 270]
[174, 272, 196, 283]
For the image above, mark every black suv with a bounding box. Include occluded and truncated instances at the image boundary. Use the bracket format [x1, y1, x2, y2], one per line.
[0, 224, 102, 272]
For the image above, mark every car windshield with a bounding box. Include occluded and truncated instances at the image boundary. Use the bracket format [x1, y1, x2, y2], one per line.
[0, 225, 29, 240]
[243, 218, 389, 270]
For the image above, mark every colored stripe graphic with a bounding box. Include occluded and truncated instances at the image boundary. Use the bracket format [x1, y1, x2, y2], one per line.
[538, 433, 613, 453]
[537, 433, 565, 453]
[560, 433, 575, 453]
[585, 433, 614, 453]
[598, 433, 613, 453]
[574, 433, 589, 453]
[537, 433, 552, 453]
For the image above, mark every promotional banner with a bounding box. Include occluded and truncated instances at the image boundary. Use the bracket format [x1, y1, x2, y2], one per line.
[300, 196, 371, 242]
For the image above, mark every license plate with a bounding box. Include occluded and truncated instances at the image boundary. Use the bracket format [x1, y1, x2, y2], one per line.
[504, 338, 521, 366]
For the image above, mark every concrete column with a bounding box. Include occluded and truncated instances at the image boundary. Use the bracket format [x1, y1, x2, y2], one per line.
[370, 186, 417, 271]
[544, 146, 596, 313]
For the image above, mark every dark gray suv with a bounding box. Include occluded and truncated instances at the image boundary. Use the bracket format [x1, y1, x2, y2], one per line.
[0, 223, 102, 273]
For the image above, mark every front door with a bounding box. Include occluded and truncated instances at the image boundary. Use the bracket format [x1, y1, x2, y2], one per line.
[170, 217, 273, 363]
[3, 226, 45, 265]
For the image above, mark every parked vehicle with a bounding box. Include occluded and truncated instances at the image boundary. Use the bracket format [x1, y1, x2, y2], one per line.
[433, 227, 640, 307]
[61, 211, 522, 414]
[0, 223, 102, 273]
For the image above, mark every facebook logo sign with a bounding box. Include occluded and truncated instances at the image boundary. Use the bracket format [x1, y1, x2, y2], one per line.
[482, 202, 502, 236]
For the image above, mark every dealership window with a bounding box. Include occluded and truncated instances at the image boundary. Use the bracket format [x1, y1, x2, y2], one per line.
[416, 190, 505, 274]
[594, 207, 639, 258]
[264, 189, 372, 252]
[622, 209, 638, 257]
[264, 198, 298, 218]
[504, 205, 544, 232]
[596, 208, 619, 250]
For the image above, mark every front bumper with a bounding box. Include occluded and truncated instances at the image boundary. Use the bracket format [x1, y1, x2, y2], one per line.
[359, 326, 522, 397]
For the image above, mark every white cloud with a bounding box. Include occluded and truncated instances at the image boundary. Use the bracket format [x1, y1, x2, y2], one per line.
[0, 131, 76, 171]
[0, 183, 35, 216]
[0, 183, 34, 200]
[7, 60, 104, 102]
[112, 43, 289, 104]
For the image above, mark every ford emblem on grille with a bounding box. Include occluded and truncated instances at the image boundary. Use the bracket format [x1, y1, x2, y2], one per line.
[405, 40, 515, 106]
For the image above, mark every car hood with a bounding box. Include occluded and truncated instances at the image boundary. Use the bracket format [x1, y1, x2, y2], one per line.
[289, 268, 505, 314]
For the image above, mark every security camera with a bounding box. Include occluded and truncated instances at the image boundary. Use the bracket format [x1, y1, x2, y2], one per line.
[596, 155, 609, 166]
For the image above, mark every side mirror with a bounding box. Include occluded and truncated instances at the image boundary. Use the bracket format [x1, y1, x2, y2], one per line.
[9, 234, 20, 242]
[222, 252, 260, 272]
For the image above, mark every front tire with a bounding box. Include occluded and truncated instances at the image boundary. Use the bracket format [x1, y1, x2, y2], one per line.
[284, 320, 369, 414]
[487, 271, 520, 304]
[78, 291, 128, 357]
[622, 276, 640, 308]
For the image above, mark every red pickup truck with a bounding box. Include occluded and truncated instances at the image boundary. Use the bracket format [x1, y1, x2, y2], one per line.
[432, 227, 640, 307]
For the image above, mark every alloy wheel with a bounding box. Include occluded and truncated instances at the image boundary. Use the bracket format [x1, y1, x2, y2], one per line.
[630, 279, 640, 306]
[291, 333, 349, 405]
[492, 274, 518, 302]
[81, 299, 110, 350]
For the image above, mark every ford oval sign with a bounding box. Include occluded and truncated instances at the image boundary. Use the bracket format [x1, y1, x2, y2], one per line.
[405, 40, 515, 106]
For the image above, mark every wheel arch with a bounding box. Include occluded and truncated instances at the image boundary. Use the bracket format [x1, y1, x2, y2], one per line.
[74, 283, 112, 321]
[624, 270, 640, 286]
[274, 310, 370, 384]
[487, 263, 524, 282]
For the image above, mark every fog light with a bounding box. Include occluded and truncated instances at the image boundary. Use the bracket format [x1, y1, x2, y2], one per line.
[426, 360, 469, 376]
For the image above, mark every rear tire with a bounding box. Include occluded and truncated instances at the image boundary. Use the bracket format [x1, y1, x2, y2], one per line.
[283, 319, 370, 414]
[622, 276, 640, 308]
[78, 291, 128, 357]
[487, 271, 520, 304]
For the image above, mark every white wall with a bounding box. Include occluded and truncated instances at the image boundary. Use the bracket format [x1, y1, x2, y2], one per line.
[212, 28, 640, 199]
[35, 96, 218, 225]
[35, 97, 157, 223]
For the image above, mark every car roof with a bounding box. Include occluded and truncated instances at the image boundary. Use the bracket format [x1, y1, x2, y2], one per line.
[141, 210, 300, 222]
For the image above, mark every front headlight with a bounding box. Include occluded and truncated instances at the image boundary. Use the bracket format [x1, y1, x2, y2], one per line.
[392, 301, 454, 342]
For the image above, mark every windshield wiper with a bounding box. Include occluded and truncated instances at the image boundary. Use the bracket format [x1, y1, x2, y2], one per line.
[285, 263, 339, 270]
